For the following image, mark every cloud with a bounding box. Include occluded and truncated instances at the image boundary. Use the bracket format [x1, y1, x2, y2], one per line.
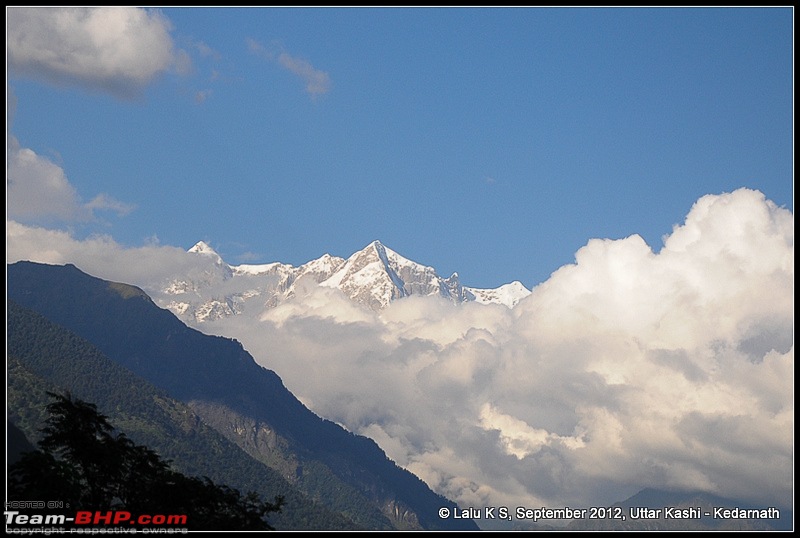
[7, 137, 83, 222]
[7, 7, 184, 99]
[193, 40, 222, 61]
[185, 39, 227, 88]
[6, 220, 202, 290]
[479, 403, 585, 460]
[277, 52, 331, 97]
[6, 188, 794, 517]
[246, 37, 269, 56]
[7, 137, 134, 225]
[205, 188, 793, 512]
[247, 37, 331, 97]
[84, 194, 136, 216]
[194, 89, 213, 104]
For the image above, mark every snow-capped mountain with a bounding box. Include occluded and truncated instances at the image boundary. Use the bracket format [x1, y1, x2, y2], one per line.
[156, 240, 530, 323]
[322, 240, 464, 310]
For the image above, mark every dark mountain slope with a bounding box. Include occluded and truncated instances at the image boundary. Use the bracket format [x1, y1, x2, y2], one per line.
[7, 300, 355, 530]
[7, 261, 477, 531]
[7, 420, 36, 467]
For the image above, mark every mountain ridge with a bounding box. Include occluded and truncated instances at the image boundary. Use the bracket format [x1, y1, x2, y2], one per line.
[7, 299, 356, 530]
[159, 240, 530, 323]
[7, 260, 479, 531]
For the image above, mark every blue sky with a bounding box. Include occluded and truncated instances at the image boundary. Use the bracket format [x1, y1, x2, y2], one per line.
[7, 7, 794, 289]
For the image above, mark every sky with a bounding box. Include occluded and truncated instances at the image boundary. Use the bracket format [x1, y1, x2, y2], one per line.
[6, 6, 795, 524]
[6, 7, 793, 290]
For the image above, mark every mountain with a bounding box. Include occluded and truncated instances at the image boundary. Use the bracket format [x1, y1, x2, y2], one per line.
[7, 420, 36, 467]
[7, 300, 353, 530]
[157, 240, 530, 323]
[7, 261, 479, 531]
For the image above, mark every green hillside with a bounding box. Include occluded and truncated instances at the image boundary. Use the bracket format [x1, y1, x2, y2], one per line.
[7, 300, 355, 530]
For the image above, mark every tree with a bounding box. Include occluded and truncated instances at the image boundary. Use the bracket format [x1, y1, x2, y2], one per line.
[8, 392, 283, 530]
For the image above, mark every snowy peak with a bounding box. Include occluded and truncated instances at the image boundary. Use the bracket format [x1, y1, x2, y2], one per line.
[298, 253, 347, 278]
[465, 281, 531, 308]
[318, 241, 527, 310]
[320, 240, 412, 309]
[159, 240, 530, 322]
[189, 240, 221, 258]
[281, 253, 347, 300]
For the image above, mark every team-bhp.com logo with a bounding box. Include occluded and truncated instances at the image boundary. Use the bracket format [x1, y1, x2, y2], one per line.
[6, 510, 188, 528]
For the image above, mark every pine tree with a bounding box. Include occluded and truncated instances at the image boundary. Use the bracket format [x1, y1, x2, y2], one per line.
[8, 392, 284, 530]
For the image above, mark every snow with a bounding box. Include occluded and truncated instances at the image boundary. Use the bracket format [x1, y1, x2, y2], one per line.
[233, 262, 290, 276]
[188, 241, 225, 265]
[159, 239, 531, 322]
[188, 240, 216, 256]
[464, 281, 531, 308]
[297, 253, 346, 278]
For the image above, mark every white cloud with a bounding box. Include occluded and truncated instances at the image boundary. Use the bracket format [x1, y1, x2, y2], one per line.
[7, 136, 134, 225]
[7, 7, 183, 99]
[247, 37, 331, 97]
[5, 188, 794, 516]
[277, 52, 331, 97]
[6, 220, 200, 289]
[85, 193, 135, 216]
[7, 137, 85, 222]
[479, 403, 585, 459]
[211, 188, 792, 512]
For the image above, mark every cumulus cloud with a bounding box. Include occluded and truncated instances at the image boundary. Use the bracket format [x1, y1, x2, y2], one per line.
[203, 188, 794, 512]
[7, 137, 84, 222]
[7, 7, 183, 99]
[7, 137, 134, 225]
[247, 37, 331, 97]
[479, 403, 585, 460]
[6, 188, 794, 517]
[7, 220, 204, 290]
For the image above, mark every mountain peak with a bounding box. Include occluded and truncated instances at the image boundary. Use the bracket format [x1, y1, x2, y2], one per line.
[189, 240, 217, 255]
[464, 280, 531, 308]
[358, 240, 393, 262]
[188, 241, 224, 264]
[165, 240, 528, 319]
[7, 261, 479, 531]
